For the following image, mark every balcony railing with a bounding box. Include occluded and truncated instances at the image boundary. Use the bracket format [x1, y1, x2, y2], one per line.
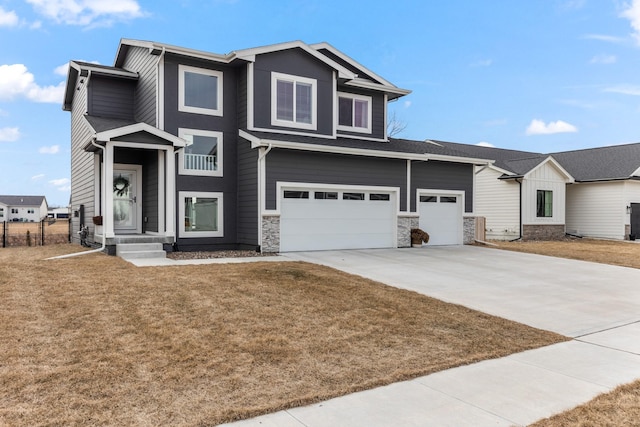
[184, 153, 216, 171]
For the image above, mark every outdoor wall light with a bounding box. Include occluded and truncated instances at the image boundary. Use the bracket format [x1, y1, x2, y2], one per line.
[627, 205, 632, 214]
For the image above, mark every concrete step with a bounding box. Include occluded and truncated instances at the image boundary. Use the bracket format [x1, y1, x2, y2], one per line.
[116, 242, 166, 260]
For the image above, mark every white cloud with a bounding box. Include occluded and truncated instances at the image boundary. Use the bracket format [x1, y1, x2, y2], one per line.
[476, 141, 495, 147]
[32, 174, 45, 180]
[0, 127, 20, 142]
[403, 100, 412, 108]
[582, 34, 626, 43]
[54, 60, 99, 76]
[525, 119, 578, 135]
[49, 177, 70, 191]
[590, 54, 617, 64]
[0, 64, 65, 103]
[604, 85, 640, 95]
[26, 0, 145, 27]
[39, 145, 60, 154]
[621, 0, 640, 45]
[0, 6, 19, 27]
[470, 59, 492, 68]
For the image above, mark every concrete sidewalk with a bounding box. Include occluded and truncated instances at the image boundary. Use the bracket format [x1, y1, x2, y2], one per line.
[219, 247, 640, 426]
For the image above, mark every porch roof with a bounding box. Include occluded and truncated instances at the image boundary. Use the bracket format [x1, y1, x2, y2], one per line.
[82, 116, 186, 151]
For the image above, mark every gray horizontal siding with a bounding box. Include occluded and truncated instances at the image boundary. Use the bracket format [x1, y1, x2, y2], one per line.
[253, 48, 334, 136]
[265, 149, 407, 211]
[121, 46, 157, 126]
[237, 139, 258, 246]
[411, 161, 474, 212]
[88, 77, 135, 120]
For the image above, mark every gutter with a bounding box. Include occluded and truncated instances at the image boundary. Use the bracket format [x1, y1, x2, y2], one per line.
[47, 138, 107, 259]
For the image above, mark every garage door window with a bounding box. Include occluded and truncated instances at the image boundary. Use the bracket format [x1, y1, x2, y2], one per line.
[315, 191, 338, 200]
[343, 192, 365, 200]
[370, 193, 390, 201]
[420, 196, 437, 203]
[284, 190, 309, 199]
[440, 196, 457, 203]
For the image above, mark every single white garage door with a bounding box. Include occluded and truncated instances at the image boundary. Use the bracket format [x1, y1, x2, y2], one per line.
[280, 188, 396, 252]
[419, 194, 462, 245]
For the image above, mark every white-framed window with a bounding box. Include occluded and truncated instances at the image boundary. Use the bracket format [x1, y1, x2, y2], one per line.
[178, 65, 223, 116]
[179, 191, 224, 238]
[338, 92, 372, 133]
[0, 208, 4, 218]
[178, 128, 223, 177]
[271, 72, 317, 130]
[11, 208, 18, 214]
[536, 190, 553, 218]
[27, 209, 35, 214]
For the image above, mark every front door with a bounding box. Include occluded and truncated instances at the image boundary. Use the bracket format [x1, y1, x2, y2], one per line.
[113, 167, 141, 233]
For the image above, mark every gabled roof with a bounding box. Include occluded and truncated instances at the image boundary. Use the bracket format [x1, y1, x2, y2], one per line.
[0, 195, 47, 207]
[114, 38, 410, 100]
[63, 61, 138, 111]
[82, 115, 185, 150]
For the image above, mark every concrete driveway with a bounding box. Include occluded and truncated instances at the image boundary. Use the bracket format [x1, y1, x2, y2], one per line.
[284, 245, 640, 338]
[223, 246, 640, 426]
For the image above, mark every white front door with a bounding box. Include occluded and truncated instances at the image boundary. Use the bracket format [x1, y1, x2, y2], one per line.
[113, 166, 141, 233]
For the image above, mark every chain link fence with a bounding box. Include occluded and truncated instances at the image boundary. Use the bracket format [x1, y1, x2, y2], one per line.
[1, 219, 71, 248]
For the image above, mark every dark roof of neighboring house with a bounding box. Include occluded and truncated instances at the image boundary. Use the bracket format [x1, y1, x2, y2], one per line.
[550, 144, 640, 181]
[438, 140, 640, 182]
[0, 195, 47, 207]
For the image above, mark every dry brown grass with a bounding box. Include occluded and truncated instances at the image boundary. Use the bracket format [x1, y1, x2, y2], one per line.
[489, 238, 640, 269]
[0, 245, 565, 426]
[530, 379, 640, 427]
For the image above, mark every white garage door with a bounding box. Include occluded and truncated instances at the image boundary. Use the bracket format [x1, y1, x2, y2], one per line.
[280, 188, 396, 252]
[419, 194, 462, 245]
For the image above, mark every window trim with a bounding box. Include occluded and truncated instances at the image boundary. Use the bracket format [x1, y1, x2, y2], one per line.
[271, 72, 317, 131]
[178, 64, 223, 116]
[536, 189, 553, 218]
[177, 128, 223, 177]
[178, 191, 224, 238]
[337, 92, 372, 134]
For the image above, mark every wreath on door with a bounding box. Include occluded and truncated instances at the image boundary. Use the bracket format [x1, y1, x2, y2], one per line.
[113, 175, 130, 197]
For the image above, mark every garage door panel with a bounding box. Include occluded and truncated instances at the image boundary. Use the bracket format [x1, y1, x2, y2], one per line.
[418, 194, 461, 246]
[280, 189, 396, 252]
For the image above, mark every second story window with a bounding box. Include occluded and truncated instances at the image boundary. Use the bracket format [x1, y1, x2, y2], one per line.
[178, 65, 223, 116]
[271, 72, 317, 130]
[178, 129, 223, 177]
[338, 93, 372, 133]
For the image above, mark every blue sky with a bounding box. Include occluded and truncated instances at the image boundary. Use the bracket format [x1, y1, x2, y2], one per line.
[1, 0, 640, 207]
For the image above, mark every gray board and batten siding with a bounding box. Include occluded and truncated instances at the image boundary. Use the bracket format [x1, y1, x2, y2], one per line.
[119, 45, 158, 126]
[252, 48, 334, 136]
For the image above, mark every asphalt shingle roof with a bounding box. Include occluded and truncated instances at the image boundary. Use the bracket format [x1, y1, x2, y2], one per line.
[0, 195, 46, 207]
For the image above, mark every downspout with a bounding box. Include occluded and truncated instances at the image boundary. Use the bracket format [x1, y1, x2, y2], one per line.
[509, 178, 523, 241]
[257, 143, 273, 252]
[46, 139, 107, 259]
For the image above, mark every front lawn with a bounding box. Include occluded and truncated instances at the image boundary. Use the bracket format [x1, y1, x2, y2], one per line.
[0, 245, 565, 426]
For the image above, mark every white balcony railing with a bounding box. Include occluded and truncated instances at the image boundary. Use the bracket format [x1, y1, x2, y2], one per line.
[184, 153, 216, 171]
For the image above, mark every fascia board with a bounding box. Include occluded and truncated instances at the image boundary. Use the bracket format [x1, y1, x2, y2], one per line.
[95, 123, 186, 147]
[310, 42, 396, 87]
[344, 79, 412, 98]
[240, 134, 492, 164]
[233, 40, 357, 79]
[116, 38, 233, 67]
[524, 156, 575, 183]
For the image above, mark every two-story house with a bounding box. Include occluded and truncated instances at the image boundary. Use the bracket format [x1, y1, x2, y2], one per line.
[0, 195, 48, 223]
[63, 39, 490, 255]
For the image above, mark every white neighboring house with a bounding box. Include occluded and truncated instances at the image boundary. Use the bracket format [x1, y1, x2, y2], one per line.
[438, 141, 640, 241]
[0, 195, 49, 223]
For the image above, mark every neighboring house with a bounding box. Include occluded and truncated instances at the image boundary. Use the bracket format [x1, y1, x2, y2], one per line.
[48, 207, 71, 219]
[0, 195, 49, 223]
[63, 39, 491, 254]
[439, 141, 640, 241]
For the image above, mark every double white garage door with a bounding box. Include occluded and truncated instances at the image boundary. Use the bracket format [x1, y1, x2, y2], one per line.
[279, 187, 463, 252]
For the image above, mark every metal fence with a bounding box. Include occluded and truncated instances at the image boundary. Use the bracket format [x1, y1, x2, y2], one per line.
[1, 219, 71, 248]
